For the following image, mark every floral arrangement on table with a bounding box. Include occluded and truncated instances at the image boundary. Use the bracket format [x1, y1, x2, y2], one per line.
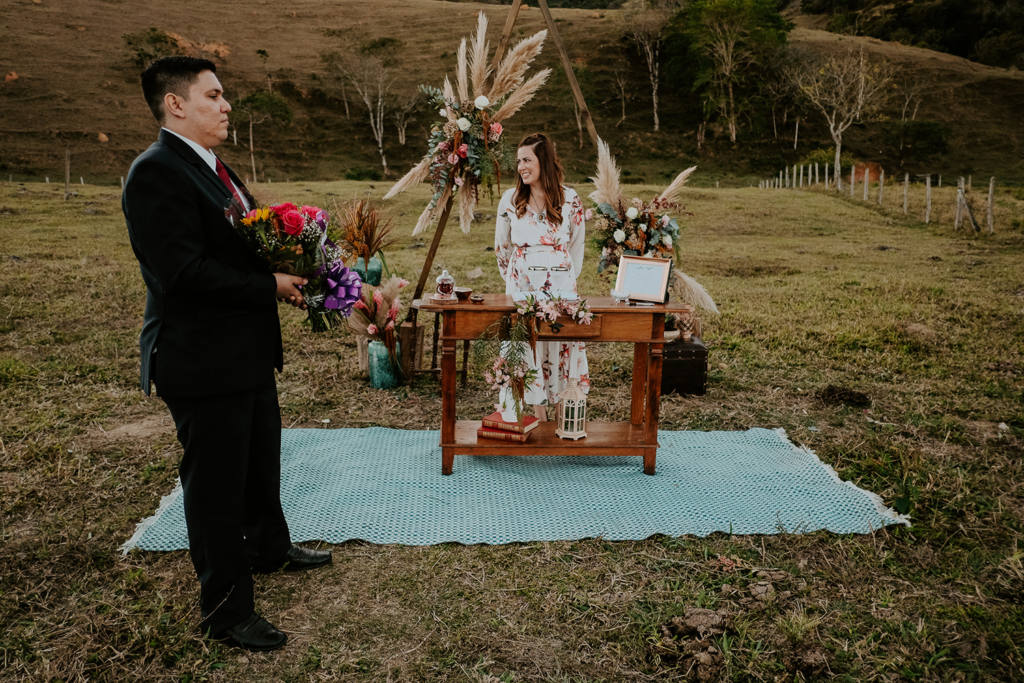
[587, 140, 720, 323]
[478, 293, 593, 421]
[346, 275, 409, 364]
[589, 139, 697, 275]
[384, 11, 552, 235]
[226, 199, 362, 332]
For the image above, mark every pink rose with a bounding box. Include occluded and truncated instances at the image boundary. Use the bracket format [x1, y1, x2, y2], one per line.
[245, 209, 259, 220]
[455, 177, 464, 187]
[272, 202, 298, 214]
[490, 122, 502, 138]
[367, 324, 378, 335]
[457, 143, 468, 159]
[448, 153, 458, 165]
[280, 210, 304, 236]
[437, 141, 449, 152]
[584, 208, 593, 220]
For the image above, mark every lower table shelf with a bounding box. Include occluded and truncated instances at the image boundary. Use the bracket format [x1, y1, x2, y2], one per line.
[443, 420, 658, 456]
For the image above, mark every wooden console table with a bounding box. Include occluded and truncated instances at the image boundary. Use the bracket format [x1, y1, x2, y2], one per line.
[416, 295, 693, 475]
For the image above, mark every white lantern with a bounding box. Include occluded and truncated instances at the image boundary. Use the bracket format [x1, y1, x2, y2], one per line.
[555, 378, 588, 440]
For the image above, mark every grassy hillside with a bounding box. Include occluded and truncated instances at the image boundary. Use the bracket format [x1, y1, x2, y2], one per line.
[1, 0, 1023, 186]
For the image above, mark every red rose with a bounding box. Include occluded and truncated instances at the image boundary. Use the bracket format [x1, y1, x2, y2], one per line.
[300, 205, 320, 216]
[280, 210, 305, 236]
[272, 202, 299, 214]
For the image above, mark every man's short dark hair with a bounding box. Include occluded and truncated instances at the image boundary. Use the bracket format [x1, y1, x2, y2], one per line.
[141, 56, 217, 123]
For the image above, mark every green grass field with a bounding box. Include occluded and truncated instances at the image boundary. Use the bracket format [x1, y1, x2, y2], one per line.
[1, 178, 1023, 681]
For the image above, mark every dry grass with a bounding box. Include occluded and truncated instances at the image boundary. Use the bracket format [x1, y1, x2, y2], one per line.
[2, 178, 1024, 681]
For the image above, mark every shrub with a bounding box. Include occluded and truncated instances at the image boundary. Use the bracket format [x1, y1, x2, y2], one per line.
[123, 28, 181, 67]
[799, 148, 855, 169]
[344, 167, 383, 182]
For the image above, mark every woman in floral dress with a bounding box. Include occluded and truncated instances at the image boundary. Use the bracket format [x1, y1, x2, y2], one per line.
[494, 133, 589, 420]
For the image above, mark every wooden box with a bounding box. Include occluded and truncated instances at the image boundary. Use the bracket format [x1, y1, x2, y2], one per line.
[661, 336, 707, 396]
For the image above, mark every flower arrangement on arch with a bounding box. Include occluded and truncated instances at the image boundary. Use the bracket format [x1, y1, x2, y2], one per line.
[384, 11, 552, 235]
[588, 139, 696, 275]
[346, 275, 409, 364]
[225, 199, 361, 332]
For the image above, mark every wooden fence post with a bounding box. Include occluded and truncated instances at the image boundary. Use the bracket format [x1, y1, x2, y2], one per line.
[878, 169, 884, 205]
[938, 175, 941, 188]
[967, 175, 971, 191]
[825, 163, 829, 190]
[862, 169, 869, 201]
[799, 165, 803, 188]
[925, 174, 932, 223]
[850, 166, 855, 198]
[954, 177, 964, 230]
[64, 147, 71, 200]
[785, 166, 789, 188]
[903, 173, 909, 215]
[815, 162, 819, 185]
[987, 177, 995, 234]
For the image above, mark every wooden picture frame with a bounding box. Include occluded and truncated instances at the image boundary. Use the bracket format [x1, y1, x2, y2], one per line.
[615, 255, 672, 303]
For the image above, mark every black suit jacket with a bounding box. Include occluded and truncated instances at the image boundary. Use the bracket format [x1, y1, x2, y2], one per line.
[122, 129, 283, 397]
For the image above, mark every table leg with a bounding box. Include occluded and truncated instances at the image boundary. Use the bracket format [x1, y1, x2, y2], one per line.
[441, 315, 457, 475]
[631, 343, 648, 425]
[460, 340, 470, 388]
[643, 318, 666, 475]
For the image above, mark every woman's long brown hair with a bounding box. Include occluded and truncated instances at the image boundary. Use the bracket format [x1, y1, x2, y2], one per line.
[513, 133, 565, 225]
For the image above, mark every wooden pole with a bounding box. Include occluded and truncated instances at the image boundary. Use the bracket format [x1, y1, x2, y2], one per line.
[850, 166, 855, 198]
[903, 173, 908, 215]
[925, 174, 931, 223]
[799, 164, 803, 188]
[408, 192, 456, 314]
[954, 177, 964, 230]
[862, 169, 869, 201]
[64, 147, 71, 200]
[825, 163, 829, 190]
[536, 0, 599, 147]
[878, 169, 884, 205]
[815, 162, 819, 185]
[960, 187, 980, 232]
[490, 0, 524, 75]
[785, 166, 788, 188]
[987, 176, 995, 234]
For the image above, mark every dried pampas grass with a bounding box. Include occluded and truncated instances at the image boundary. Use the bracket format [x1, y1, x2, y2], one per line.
[488, 30, 547, 101]
[671, 269, 718, 315]
[491, 68, 551, 123]
[658, 166, 697, 205]
[469, 12, 490, 98]
[589, 138, 622, 207]
[383, 158, 430, 200]
[458, 183, 476, 234]
[456, 38, 469, 104]
[443, 77, 455, 114]
[412, 184, 453, 237]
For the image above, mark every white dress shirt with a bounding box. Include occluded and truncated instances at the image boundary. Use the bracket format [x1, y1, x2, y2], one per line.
[162, 127, 249, 211]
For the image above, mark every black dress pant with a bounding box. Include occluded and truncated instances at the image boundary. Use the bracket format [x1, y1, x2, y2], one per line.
[163, 378, 291, 635]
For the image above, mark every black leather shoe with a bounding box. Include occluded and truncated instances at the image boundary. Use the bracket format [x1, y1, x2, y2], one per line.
[254, 544, 332, 574]
[216, 613, 287, 652]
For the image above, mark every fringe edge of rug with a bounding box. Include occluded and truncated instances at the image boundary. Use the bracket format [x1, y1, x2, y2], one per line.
[120, 478, 183, 555]
[773, 427, 912, 528]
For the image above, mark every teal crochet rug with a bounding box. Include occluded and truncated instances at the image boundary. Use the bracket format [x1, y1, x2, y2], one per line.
[121, 427, 908, 552]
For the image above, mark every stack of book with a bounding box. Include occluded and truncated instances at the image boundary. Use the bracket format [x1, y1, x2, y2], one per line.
[476, 411, 540, 443]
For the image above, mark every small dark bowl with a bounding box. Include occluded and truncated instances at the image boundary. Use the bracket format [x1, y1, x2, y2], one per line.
[469, 294, 485, 304]
[454, 287, 473, 301]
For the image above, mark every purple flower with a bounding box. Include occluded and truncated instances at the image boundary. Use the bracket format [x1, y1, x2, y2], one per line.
[322, 262, 363, 316]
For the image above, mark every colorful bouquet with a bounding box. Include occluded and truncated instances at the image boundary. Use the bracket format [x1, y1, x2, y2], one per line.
[226, 199, 362, 332]
[588, 139, 696, 274]
[385, 11, 552, 235]
[346, 275, 409, 364]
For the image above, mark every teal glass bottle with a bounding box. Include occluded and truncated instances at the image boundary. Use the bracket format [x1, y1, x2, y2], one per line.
[355, 256, 383, 286]
[367, 340, 401, 389]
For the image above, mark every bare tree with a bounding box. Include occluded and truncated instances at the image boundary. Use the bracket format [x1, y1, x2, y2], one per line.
[232, 91, 292, 183]
[614, 70, 629, 127]
[621, 0, 674, 132]
[392, 91, 422, 146]
[786, 47, 893, 191]
[318, 51, 351, 119]
[343, 39, 402, 176]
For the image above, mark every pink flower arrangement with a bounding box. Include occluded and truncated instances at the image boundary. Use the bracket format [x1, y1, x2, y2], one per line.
[489, 122, 502, 140]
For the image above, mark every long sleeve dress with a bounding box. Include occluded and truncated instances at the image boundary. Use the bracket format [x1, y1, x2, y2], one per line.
[494, 186, 590, 407]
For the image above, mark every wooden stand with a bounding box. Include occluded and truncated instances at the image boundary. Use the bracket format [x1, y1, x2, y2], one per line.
[417, 295, 693, 476]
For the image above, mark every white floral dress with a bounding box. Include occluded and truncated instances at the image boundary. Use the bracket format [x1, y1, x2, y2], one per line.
[494, 187, 589, 406]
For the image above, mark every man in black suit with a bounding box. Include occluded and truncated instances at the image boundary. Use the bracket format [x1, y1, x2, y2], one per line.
[122, 56, 330, 652]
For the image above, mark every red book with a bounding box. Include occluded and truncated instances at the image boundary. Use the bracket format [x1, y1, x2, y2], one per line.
[480, 411, 539, 435]
[476, 426, 530, 443]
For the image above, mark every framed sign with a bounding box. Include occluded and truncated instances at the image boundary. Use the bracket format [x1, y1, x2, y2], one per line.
[615, 255, 672, 303]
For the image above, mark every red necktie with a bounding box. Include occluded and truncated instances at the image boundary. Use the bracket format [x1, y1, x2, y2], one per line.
[215, 158, 245, 208]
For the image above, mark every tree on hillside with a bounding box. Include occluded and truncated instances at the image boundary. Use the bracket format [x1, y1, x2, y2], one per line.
[552, 62, 596, 149]
[621, 0, 675, 132]
[785, 47, 894, 190]
[231, 91, 292, 183]
[256, 49, 273, 92]
[342, 38, 402, 176]
[392, 90, 423, 146]
[672, 0, 790, 143]
[318, 51, 351, 119]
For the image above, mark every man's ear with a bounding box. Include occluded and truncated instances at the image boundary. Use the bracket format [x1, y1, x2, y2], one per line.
[163, 92, 187, 121]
